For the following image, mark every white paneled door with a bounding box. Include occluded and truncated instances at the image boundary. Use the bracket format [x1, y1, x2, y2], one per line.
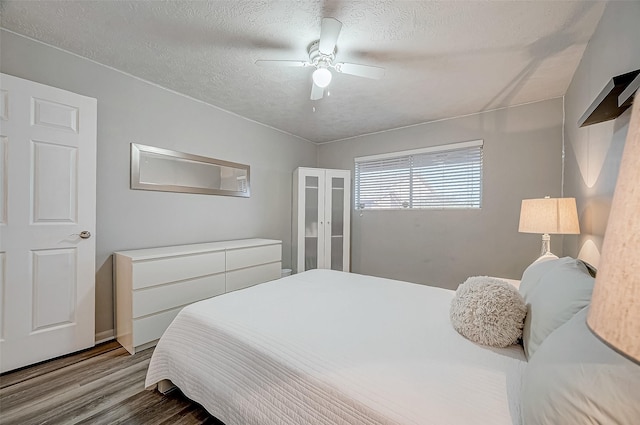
[0, 73, 97, 373]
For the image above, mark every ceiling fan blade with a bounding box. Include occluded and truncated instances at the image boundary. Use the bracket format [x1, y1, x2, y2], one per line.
[335, 62, 385, 79]
[318, 17, 342, 55]
[310, 82, 324, 100]
[255, 60, 308, 67]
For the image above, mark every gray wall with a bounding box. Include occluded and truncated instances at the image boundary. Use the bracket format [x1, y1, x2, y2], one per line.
[318, 99, 564, 289]
[562, 2, 640, 268]
[0, 30, 317, 338]
[6, 0, 636, 338]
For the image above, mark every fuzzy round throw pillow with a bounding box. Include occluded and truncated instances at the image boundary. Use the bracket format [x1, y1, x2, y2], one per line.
[450, 276, 527, 347]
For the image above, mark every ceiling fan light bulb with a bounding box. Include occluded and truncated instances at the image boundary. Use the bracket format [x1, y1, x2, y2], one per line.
[313, 68, 332, 88]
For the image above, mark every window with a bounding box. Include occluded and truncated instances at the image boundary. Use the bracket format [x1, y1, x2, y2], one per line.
[354, 140, 483, 210]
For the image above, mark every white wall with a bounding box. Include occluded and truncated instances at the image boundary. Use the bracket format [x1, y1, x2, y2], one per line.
[562, 1, 640, 267]
[318, 99, 564, 289]
[0, 30, 317, 338]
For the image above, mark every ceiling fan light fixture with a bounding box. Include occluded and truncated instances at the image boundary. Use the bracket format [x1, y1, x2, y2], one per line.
[312, 67, 332, 88]
[256, 17, 384, 101]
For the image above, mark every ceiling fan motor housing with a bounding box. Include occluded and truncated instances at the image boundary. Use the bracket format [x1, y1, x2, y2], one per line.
[308, 40, 335, 69]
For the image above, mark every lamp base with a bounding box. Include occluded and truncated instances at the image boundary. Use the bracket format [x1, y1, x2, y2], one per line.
[532, 234, 559, 262]
[534, 252, 559, 263]
[540, 233, 552, 257]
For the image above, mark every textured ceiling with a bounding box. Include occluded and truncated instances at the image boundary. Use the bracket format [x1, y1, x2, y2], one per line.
[0, 1, 606, 143]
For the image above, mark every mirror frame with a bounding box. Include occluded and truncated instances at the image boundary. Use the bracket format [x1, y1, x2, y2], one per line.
[130, 143, 250, 197]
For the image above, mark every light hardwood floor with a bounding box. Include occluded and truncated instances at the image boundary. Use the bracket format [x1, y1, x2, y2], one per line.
[0, 341, 224, 425]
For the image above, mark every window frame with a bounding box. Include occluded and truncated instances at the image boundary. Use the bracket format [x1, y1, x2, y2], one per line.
[354, 140, 483, 211]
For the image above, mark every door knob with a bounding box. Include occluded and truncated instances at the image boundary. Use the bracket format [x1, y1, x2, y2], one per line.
[79, 231, 91, 239]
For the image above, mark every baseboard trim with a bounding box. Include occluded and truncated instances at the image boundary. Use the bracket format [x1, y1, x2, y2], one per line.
[95, 329, 115, 345]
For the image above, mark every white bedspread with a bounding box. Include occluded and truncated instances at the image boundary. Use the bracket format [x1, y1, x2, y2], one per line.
[145, 269, 526, 425]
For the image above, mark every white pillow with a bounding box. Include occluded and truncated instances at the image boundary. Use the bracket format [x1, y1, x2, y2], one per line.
[450, 276, 527, 347]
[521, 258, 594, 359]
[522, 307, 640, 424]
[518, 255, 561, 299]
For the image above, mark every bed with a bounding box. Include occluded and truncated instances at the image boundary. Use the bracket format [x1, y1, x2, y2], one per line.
[145, 269, 526, 425]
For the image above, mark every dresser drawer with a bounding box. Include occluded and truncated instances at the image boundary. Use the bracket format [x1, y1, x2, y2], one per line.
[133, 273, 225, 318]
[226, 262, 281, 292]
[132, 307, 183, 348]
[132, 251, 225, 289]
[226, 244, 281, 271]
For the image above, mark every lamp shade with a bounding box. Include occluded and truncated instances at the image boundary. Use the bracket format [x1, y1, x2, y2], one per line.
[587, 98, 640, 363]
[518, 197, 580, 234]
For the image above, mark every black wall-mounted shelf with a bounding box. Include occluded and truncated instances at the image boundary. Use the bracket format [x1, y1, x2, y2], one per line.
[578, 69, 640, 127]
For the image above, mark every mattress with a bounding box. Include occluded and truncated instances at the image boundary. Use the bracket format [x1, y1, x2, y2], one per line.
[145, 269, 526, 425]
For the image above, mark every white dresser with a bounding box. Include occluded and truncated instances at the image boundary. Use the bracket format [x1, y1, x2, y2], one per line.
[115, 238, 282, 354]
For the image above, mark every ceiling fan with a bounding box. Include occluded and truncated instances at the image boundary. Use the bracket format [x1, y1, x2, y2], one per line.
[255, 18, 385, 100]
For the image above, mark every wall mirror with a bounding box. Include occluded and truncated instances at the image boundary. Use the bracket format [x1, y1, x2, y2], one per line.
[131, 143, 250, 197]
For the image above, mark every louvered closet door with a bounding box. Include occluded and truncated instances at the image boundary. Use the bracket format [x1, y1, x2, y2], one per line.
[0, 73, 97, 373]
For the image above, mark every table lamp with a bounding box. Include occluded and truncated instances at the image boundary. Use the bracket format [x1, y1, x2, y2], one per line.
[518, 196, 580, 258]
[587, 98, 640, 364]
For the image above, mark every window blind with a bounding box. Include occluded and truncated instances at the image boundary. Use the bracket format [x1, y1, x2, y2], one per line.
[354, 141, 483, 210]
